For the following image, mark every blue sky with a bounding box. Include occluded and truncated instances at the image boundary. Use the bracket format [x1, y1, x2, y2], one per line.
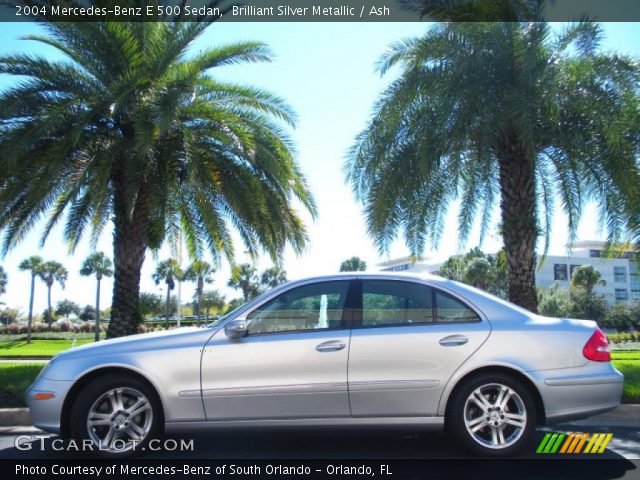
[0, 22, 639, 315]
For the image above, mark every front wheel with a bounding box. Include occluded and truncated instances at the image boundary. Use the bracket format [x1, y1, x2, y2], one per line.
[447, 373, 537, 457]
[70, 374, 162, 456]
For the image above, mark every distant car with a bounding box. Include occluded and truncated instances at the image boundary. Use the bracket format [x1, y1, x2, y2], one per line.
[28, 273, 623, 456]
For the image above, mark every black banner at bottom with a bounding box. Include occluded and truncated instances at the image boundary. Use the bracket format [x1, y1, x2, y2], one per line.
[1, 459, 639, 480]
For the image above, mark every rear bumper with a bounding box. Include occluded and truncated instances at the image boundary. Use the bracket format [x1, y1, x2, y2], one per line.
[534, 364, 624, 424]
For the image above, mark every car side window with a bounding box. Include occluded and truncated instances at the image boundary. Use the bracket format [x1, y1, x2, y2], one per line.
[434, 289, 480, 323]
[245, 281, 350, 335]
[362, 280, 433, 327]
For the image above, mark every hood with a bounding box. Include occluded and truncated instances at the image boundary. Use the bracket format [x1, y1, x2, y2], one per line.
[55, 326, 210, 359]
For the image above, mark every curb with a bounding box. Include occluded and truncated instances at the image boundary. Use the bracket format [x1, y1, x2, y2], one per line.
[0, 356, 51, 361]
[0, 408, 31, 427]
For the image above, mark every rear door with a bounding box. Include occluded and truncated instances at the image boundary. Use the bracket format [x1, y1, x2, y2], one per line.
[348, 278, 491, 416]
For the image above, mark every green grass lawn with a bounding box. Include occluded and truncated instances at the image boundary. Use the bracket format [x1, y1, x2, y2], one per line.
[0, 339, 94, 357]
[613, 360, 640, 404]
[0, 363, 44, 407]
[611, 351, 640, 361]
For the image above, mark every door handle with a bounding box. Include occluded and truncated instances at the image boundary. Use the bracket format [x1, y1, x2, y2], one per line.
[439, 335, 469, 347]
[315, 340, 346, 352]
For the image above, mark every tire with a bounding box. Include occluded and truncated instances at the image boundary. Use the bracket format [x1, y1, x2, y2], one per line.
[70, 373, 162, 457]
[447, 373, 538, 457]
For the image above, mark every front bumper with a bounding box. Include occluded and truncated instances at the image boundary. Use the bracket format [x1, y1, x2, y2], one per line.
[535, 364, 624, 424]
[26, 378, 75, 434]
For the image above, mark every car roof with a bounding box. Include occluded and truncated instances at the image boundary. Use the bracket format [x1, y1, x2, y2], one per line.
[288, 270, 441, 283]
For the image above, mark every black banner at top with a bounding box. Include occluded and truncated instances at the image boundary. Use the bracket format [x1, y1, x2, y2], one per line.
[1, 0, 640, 22]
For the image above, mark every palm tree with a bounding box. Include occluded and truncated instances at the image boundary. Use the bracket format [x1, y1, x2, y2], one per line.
[339, 256, 367, 272]
[18, 255, 43, 344]
[38, 261, 68, 326]
[346, 21, 640, 312]
[201, 290, 226, 321]
[260, 266, 287, 289]
[228, 263, 261, 301]
[153, 259, 184, 328]
[571, 265, 606, 295]
[438, 248, 508, 297]
[183, 260, 214, 326]
[0, 266, 7, 301]
[80, 251, 113, 341]
[0, 21, 316, 338]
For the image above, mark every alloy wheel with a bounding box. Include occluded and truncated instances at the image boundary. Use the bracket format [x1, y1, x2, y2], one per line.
[86, 387, 153, 452]
[463, 382, 527, 450]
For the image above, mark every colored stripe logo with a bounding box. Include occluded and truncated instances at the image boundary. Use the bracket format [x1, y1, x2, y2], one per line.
[537, 432, 613, 454]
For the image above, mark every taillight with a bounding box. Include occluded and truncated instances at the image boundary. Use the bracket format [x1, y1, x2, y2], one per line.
[582, 328, 611, 362]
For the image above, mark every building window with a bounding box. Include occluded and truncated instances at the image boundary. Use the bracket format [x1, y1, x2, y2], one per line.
[630, 263, 640, 289]
[570, 264, 581, 279]
[631, 290, 640, 301]
[615, 289, 628, 302]
[614, 266, 627, 283]
[553, 264, 568, 281]
[589, 249, 602, 258]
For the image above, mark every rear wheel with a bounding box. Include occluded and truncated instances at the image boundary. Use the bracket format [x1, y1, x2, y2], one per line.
[447, 373, 537, 457]
[70, 374, 161, 456]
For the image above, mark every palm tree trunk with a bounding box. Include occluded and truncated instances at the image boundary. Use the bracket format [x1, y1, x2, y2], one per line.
[165, 286, 171, 329]
[496, 134, 538, 313]
[27, 274, 35, 344]
[47, 285, 52, 326]
[196, 276, 203, 327]
[107, 157, 151, 338]
[95, 278, 101, 342]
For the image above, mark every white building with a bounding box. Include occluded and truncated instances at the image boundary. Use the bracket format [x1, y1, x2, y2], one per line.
[377, 241, 639, 305]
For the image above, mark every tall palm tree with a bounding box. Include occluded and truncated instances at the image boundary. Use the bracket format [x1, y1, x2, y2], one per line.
[183, 260, 214, 326]
[346, 21, 640, 312]
[0, 266, 7, 301]
[571, 265, 606, 295]
[201, 290, 226, 321]
[38, 261, 68, 326]
[80, 251, 113, 341]
[228, 263, 261, 301]
[153, 259, 184, 328]
[0, 21, 316, 338]
[18, 255, 43, 344]
[339, 256, 367, 272]
[260, 266, 287, 289]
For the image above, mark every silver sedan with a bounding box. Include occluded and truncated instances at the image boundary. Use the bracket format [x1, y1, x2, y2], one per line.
[27, 272, 623, 456]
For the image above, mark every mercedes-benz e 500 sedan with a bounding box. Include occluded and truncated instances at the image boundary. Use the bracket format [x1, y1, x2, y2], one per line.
[28, 273, 623, 456]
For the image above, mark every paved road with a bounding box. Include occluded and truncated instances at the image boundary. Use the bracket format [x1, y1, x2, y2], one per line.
[0, 412, 638, 479]
[0, 430, 639, 479]
[0, 425, 638, 460]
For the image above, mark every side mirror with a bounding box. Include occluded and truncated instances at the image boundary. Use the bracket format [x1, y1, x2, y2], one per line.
[225, 320, 248, 339]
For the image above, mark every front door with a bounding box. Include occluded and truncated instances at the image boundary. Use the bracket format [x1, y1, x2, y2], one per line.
[201, 280, 353, 420]
[348, 279, 491, 417]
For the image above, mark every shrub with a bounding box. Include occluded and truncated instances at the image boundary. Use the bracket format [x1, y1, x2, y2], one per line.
[602, 303, 634, 331]
[32, 322, 47, 333]
[608, 331, 640, 344]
